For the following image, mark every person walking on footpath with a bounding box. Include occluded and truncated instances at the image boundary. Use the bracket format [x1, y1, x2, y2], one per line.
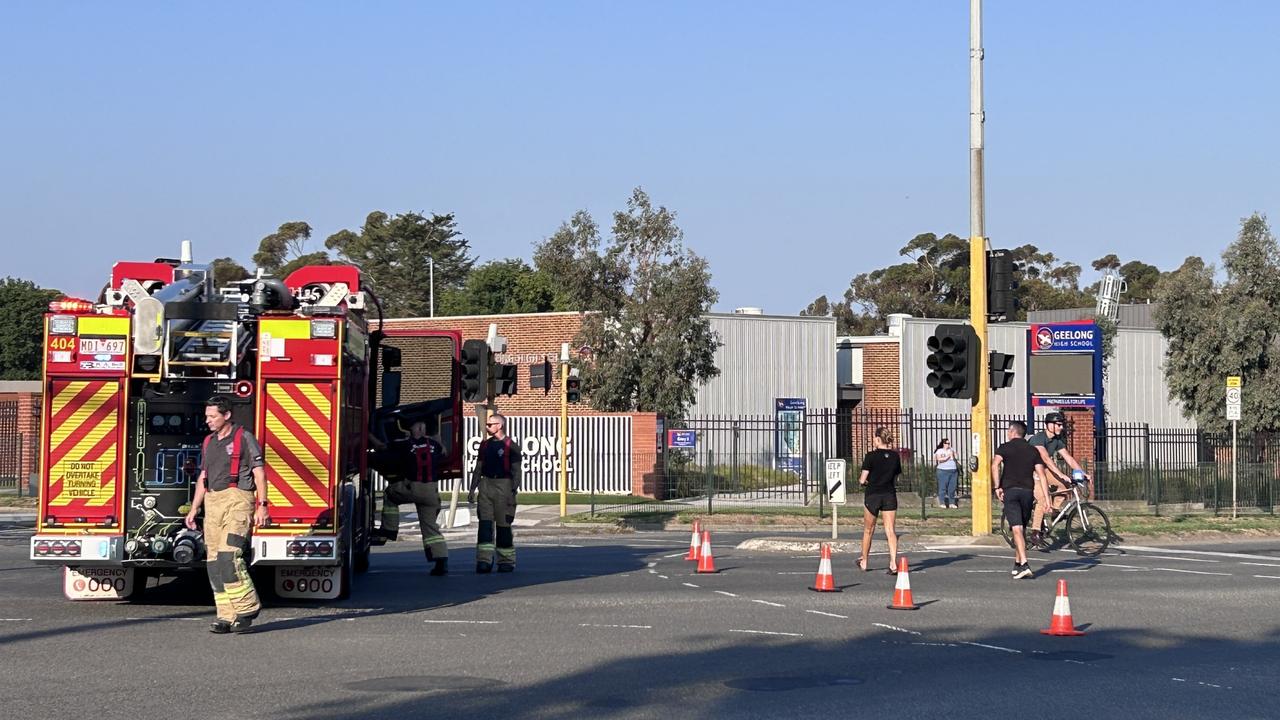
[467, 414, 521, 573]
[934, 438, 959, 509]
[856, 426, 902, 574]
[992, 420, 1044, 580]
[185, 396, 268, 633]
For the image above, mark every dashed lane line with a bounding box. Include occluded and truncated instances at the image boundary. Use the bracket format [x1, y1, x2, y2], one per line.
[682, 582, 700, 588]
[1253, 575, 1280, 580]
[1153, 567, 1232, 577]
[580, 624, 653, 629]
[806, 610, 848, 619]
[1120, 545, 1280, 561]
[1240, 562, 1280, 568]
[872, 623, 921, 636]
[730, 629, 803, 638]
[749, 599, 786, 608]
[714, 591, 738, 598]
[423, 620, 500, 625]
[962, 641, 1021, 654]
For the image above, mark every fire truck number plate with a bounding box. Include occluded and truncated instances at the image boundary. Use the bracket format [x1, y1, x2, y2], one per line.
[79, 338, 127, 355]
[275, 566, 341, 600]
[64, 567, 133, 600]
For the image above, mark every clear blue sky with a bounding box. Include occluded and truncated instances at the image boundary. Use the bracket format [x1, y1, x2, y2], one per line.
[2, 2, 1276, 314]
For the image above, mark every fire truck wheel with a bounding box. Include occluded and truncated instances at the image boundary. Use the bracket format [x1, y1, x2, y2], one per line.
[123, 570, 151, 601]
[354, 542, 370, 574]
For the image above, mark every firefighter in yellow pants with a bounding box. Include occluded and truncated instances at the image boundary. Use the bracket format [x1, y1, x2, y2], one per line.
[186, 396, 268, 634]
[467, 414, 521, 573]
[376, 420, 449, 575]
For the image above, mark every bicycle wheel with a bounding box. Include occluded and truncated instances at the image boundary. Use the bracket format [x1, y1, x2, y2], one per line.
[1066, 503, 1111, 556]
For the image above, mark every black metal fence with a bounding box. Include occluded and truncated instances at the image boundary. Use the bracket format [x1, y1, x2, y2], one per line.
[0, 400, 24, 493]
[588, 409, 1280, 517]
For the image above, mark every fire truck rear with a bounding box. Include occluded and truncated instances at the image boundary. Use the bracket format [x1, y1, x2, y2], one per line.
[28, 242, 463, 601]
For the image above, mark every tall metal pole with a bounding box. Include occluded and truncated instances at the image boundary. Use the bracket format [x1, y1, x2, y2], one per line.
[559, 343, 570, 517]
[1231, 419, 1238, 520]
[969, 0, 993, 535]
[429, 258, 435, 318]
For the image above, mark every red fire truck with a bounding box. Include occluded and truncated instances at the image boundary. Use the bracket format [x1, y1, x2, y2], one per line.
[29, 242, 463, 601]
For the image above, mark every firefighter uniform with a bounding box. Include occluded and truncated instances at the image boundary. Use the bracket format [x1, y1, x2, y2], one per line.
[470, 436, 521, 572]
[199, 424, 264, 624]
[381, 435, 449, 574]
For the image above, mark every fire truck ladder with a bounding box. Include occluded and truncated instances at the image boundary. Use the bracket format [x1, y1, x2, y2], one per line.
[162, 318, 247, 379]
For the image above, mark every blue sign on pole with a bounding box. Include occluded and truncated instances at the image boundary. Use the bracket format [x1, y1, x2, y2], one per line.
[667, 430, 697, 449]
[775, 397, 806, 474]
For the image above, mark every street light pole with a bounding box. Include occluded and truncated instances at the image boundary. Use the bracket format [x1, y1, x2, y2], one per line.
[969, 0, 993, 535]
[429, 257, 435, 318]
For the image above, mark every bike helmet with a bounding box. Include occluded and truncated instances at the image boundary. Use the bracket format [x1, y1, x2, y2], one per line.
[1043, 412, 1066, 425]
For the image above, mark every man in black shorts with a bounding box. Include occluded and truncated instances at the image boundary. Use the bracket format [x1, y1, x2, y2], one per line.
[992, 420, 1044, 579]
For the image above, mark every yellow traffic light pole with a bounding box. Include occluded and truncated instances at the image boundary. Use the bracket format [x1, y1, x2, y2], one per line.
[969, 0, 992, 535]
[558, 343, 569, 517]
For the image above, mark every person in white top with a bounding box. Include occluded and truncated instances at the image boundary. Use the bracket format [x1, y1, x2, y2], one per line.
[934, 438, 959, 509]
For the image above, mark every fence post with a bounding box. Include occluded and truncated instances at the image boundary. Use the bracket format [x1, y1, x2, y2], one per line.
[1154, 458, 1161, 517]
[706, 446, 715, 516]
[818, 450, 826, 520]
[731, 421, 740, 496]
[16, 432, 22, 497]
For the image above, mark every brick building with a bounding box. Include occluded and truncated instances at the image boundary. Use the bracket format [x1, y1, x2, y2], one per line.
[0, 381, 42, 492]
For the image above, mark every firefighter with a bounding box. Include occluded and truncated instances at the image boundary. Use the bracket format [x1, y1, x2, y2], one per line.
[375, 419, 449, 575]
[184, 396, 267, 634]
[467, 413, 521, 573]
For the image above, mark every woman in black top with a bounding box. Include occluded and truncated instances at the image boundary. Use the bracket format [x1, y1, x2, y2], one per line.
[857, 426, 902, 574]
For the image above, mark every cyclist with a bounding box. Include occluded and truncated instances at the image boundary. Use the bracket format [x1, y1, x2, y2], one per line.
[992, 420, 1043, 579]
[1028, 412, 1090, 548]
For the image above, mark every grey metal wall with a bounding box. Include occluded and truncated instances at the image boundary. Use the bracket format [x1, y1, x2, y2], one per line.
[690, 314, 836, 416]
[1027, 304, 1158, 329]
[899, 317, 1193, 428]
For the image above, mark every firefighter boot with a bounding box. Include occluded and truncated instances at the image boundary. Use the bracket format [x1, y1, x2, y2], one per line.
[476, 518, 496, 574]
[431, 558, 449, 576]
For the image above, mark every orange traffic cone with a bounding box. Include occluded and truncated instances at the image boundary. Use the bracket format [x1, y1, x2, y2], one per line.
[685, 520, 701, 561]
[1040, 579, 1086, 636]
[696, 530, 717, 573]
[810, 543, 838, 592]
[886, 556, 918, 610]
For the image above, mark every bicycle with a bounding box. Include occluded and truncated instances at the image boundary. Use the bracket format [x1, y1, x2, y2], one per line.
[999, 477, 1112, 556]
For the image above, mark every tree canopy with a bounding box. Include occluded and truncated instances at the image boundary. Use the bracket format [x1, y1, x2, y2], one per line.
[325, 211, 475, 317]
[534, 189, 720, 420]
[1154, 213, 1280, 432]
[0, 278, 61, 380]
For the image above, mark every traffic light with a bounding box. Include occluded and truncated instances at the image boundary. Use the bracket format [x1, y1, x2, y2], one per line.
[529, 361, 551, 392]
[461, 339, 489, 402]
[565, 373, 582, 404]
[987, 249, 1018, 322]
[495, 363, 518, 396]
[926, 324, 980, 399]
[989, 351, 1016, 390]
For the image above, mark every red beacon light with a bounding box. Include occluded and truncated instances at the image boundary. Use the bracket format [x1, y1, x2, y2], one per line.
[48, 297, 96, 314]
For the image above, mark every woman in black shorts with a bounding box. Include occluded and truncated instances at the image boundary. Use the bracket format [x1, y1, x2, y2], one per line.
[857, 426, 901, 574]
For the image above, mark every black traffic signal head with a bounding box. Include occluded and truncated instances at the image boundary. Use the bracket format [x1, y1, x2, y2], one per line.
[986, 249, 1019, 322]
[495, 363, 518, 396]
[989, 351, 1016, 390]
[529, 361, 551, 391]
[566, 373, 582, 404]
[926, 324, 980, 399]
[461, 339, 490, 402]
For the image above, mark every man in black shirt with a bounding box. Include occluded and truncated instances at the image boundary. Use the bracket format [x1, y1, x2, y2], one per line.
[375, 419, 449, 575]
[992, 420, 1044, 579]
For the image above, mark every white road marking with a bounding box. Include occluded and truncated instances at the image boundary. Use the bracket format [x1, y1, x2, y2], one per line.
[777, 572, 815, 575]
[872, 623, 921, 636]
[750, 599, 786, 608]
[682, 582, 700, 588]
[423, 620, 501, 624]
[0, 618, 32, 622]
[664, 553, 687, 559]
[1121, 545, 1280, 561]
[966, 570, 1007, 573]
[1049, 569, 1092, 572]
[730, 629, 803, 637]
[1154, 567, 1232, 576]
[579, 624, 653, 629]
[806, 610, 849, 619]
[962, 641, 1022, 654]
[658, 575, 669, 580]
[126, 617, 200, 622]
[715, 591, 738, 598]
[1114, 554, 1220, 563]
[913, 642, 960, 647]
[647, 562, 657, 568]
[1240, 562, 1280, 568]
[1252, 575, 1280, 580]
